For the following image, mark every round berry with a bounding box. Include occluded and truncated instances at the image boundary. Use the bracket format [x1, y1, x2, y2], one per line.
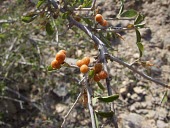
[93, 74, 101, 82]
[51, 59, 61, 69]
[95, 14, 103, 23]
[76, 60, 83, 67]
[98, 70, 108, 79]
[82, 57, 90, 66]
[101, 20, 108, 27]
[55, 52, 66, 64]
[80, 64, 89, 74]
[94, 63, 103, 73]
[59, 50, 67, 55]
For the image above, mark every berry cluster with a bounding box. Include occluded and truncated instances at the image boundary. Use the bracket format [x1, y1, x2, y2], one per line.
[76, 57, 90, 73]
[95, 14, 108, 27]
[93, 63, 108, 82]
[51, 50, 67, 69]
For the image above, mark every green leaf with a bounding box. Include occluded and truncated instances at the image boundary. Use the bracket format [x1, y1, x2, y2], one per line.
[88, 70, 95, 78]
[134, 13, 144, 25]
[121, 9, 137, 17]
[136, 42, 144, 57]
[134, 23, 145, 28]
[36, 0, 45, 8]
[98, 94, 119, 102]
[21, 13, 38, 23]
[161, 91, 168, 104]
[135, 29, 141, 42]
[135, 29, 144, 57]
[95, 110, 114, 118]
[47, 65, 54, 71]
[94, 112, 99, 128]
[118, 5, 124, 16]
[97, 82, 105, 91]
[46, 22, 54, 35]
[82, 0, 92, 7]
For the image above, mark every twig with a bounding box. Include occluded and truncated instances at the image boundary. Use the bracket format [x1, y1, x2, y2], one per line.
[107, 54, 170, 89]
[68, 16, 118, 128]
[61, 92, 82, 128]
[86, 81, 96, 128]
[100, 45, 118, 128]
[0, 96, 24, 103]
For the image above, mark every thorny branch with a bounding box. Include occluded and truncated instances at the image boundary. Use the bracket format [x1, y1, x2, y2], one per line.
[107, 54, 170, 89]
[61, 92, 82, 128]
[68, 16, 118, 128]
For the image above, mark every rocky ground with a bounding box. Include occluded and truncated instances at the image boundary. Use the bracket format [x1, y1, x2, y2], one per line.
[0, 0, 170, 128]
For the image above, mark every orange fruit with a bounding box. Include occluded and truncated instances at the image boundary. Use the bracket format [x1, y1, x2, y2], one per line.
[55, 52, 66, 64]
[76, 60, 83, 67]
[93, 74, 101, 82]
[82, 57, 90, 66]
[98, 70, 108, 79]
[59, 50, 67, 55]
[94, 63, 103, 73]
[101, 20, 108, 27]
[80, 64, 89, 74]
[95, 14, 103, 23]
[51, 59, 61, 69]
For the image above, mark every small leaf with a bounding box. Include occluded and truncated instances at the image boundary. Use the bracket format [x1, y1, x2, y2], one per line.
[136, 42, 144, 58]
[97, 82, 105, 91]
[161, 91, 168, 104]
[88, 70, 95, 78]
[95, 110, 114, 118]
[47, 65, 54, 71]
[21, 13, 37, 23]
[98, 94, 119, 102]
[134, 13, 144, 25]
[121, 9, 137, 17]
[135, 29, 141, 42]
[134, 23, 145, 28]
[36, 0, 45, 8]
[94, 112, 99, 128]
[135, 29, 144, 57]
[118, 1, 124, 16]
[46, 22, 54, 35]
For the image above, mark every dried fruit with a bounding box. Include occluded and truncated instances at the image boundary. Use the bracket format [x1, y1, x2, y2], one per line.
[93, 74, 101, 82]
[98, 70, 108, 79]
[94, 63, 103, 73]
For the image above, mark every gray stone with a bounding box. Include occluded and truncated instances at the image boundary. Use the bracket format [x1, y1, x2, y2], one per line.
[133, 86, 145, 94]
[157, 120, 169, 128]
[120, 113, 144, 128]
